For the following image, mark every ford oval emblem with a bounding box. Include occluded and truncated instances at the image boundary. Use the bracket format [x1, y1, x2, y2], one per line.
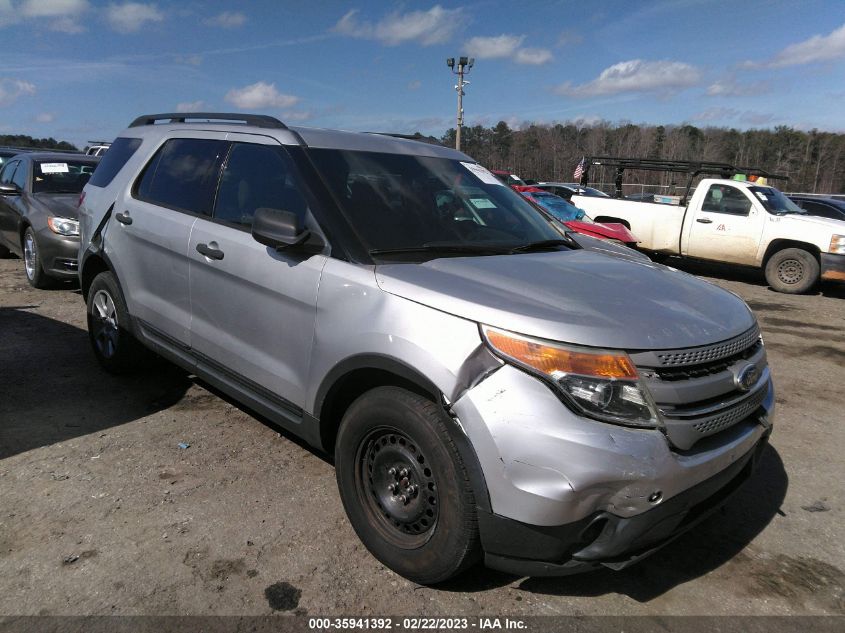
[735, 364, 759, 392]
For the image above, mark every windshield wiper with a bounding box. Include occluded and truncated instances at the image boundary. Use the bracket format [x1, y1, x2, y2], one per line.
[369, 244, 511, 257]
[507, 239, 574, 253]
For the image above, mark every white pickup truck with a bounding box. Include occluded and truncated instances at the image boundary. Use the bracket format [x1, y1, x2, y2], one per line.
[572, 177, 845, 294]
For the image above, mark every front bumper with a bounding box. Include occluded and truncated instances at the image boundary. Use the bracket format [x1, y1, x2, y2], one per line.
[450, 363, 774, 575]
[820, 252, 845, 282]
[34, 225, 79, 278]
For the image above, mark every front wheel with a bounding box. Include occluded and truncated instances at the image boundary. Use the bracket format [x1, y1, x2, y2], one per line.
[335, 386, 480, 584]
[86, 271, 150, 373]
[764, 248, 819, 294]
[23, 227, 52, 288]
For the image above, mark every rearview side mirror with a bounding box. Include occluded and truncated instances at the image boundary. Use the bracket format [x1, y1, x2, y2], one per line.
[0, 183, 21, 196]
[252, 207, 312, 250]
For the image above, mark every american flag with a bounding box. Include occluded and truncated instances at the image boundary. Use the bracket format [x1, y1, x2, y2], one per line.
[573, 157, 586, 180]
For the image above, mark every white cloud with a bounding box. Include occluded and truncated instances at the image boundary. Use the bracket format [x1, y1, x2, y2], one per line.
[515, 47, 553, 65]
[408, 79, 422, 91]
[557, 29, 583, 47]
[224, 81, 299, 109]
[203, 11, 246, 28]
[176, 100, 206, 112]
[0, 0, 15, 28]
[174, 54, 203, 66]
[555, 59, 702, 97]
[282, 110, 313, 122]
[35, 112, 55, 123]
[49, 16, 85, 33]
[706, 76, 770, 97]
[745, 22, 845, 68]
[691, 107, 776, 126]
[332, 5, 465, 46]
[464, 34, 524, 59]
[464, 34, 552, 65]
[0, 79, 36, 106]
[20, 0, 89, 17]
[106, 2, 163, 34]
[692, 106, 739, 122]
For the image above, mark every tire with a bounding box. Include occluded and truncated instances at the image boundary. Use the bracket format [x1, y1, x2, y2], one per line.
[335, 386, 481, 584]
[86, 271, 151, 373]
[22, 227, 52, 289]
[764, 248, 819, 294]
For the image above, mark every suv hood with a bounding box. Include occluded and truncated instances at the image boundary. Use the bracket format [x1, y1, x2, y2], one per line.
[375, 250, 755, 350]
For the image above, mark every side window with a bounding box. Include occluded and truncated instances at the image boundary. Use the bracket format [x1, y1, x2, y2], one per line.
[213, 143, 307, 228]
[89, 137, 142, 188]
[11, 161, 27, 190]
[701, 185, 752, 216]
[801, 201, 836, 219]
[135, 138, 228, 215]
[0, 160, 17, 185]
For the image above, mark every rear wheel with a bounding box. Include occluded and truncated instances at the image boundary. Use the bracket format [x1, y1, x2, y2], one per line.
[335, 386, 480, 584]
[23, 227, 52, 289]
[86, 271, 151, 373]
[764, 248, 819, 294]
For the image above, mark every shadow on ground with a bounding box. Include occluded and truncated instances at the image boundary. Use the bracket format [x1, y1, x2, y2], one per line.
[0, 306, 191, 459]
[442, 444, 787, 602]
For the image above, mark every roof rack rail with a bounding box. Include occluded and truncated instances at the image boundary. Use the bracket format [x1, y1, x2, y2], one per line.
[365, 132, 445, 146]
[128, 112, 288, 129]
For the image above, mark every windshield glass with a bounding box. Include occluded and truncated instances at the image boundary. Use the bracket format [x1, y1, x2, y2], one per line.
[526, 192, 589, 222]
[308, 150, 563, 259]
[749, 186, 805, 214]
[33, 160, 97, 194]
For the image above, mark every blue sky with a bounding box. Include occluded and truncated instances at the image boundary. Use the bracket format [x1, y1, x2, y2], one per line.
[1, 0, 844, 148]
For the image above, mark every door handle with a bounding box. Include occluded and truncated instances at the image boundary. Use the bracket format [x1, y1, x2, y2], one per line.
[196, 242, 224, 260]
[114, 211, 133, 225]
[696, 218, 713, 224]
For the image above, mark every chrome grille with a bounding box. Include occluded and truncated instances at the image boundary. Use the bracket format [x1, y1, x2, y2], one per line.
[653, 325, 760, 367]
[689, 387, 767, 436]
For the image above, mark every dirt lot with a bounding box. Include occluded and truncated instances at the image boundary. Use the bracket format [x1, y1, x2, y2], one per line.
[0, 256, 843, 618]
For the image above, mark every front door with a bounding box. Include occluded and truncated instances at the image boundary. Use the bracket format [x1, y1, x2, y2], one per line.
[685, 183, 763, 264]
[187, 137, 327, 408]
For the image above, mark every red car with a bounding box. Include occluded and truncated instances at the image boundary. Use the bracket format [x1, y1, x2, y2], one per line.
[519, 187, 639, 246]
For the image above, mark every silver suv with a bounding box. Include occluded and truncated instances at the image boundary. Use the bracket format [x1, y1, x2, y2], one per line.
[78, 113, 774, 584]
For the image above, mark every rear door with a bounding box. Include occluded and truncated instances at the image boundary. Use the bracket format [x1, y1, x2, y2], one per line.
[685, 183, 764, 264]
[106, 134, 227, 345]
[187, 135, 328, 407]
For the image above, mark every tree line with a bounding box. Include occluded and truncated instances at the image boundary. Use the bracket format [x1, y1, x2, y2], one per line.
[0, 134, 77, 152]
[440, 121, 845, 194]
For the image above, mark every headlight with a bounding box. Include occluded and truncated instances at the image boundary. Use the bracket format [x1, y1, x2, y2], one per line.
[829, 234, 845, 255]
[47, 216, 79, 236]
[482, 325, 659, 428]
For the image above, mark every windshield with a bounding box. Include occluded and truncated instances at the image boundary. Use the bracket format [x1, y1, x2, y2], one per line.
[749, 186, 805, 215]
[33, 160, 97, 194]
[526, 192, 589, 222]
[308, 150, 564, 259]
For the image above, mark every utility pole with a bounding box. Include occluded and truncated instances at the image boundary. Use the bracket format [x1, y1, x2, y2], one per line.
[446, 56, 474, 151]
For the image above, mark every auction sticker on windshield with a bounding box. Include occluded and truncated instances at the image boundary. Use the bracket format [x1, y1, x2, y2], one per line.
[470, 198, 497, 209]
[461, 162, 504, 186]
[40, 163, 69, 174]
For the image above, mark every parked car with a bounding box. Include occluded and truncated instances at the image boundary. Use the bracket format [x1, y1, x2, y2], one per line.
[490, 169, 528, 187]
[0, 147, 34, 169]
[519, 187, 639, 246]
[788, 196, 845, 222]
[78, 112, 774, 584]
[536, 182, 610, 200]
[0, 152, 99, 286]
[84, 141, 112, 157]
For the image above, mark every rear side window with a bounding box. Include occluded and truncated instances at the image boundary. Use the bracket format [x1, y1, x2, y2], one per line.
[11, 161, 27, 190]
[135, 138, 227, 215]
[0, 160, 17, 185]
[88, 137, 142, 188]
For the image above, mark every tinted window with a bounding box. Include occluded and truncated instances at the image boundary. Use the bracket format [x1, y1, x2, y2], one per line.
[701, 184, 752, 216]
[89, 137, 142, 188]
[213, 143, 306, 227]
[136, 138, 227, 215]
[11, 161, 27, 190]
[0, 160, 17, 185]
[800, 201, 844, 220]
[32, 160, 98, 194]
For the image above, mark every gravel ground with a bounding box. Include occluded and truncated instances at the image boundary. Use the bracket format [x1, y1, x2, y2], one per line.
[0, 256, 843, 617]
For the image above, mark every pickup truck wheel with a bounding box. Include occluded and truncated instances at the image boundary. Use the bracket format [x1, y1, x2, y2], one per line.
[86, 271, 151, 373]
[765, 248, 819, 294]
[335, 386, 480, 584]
